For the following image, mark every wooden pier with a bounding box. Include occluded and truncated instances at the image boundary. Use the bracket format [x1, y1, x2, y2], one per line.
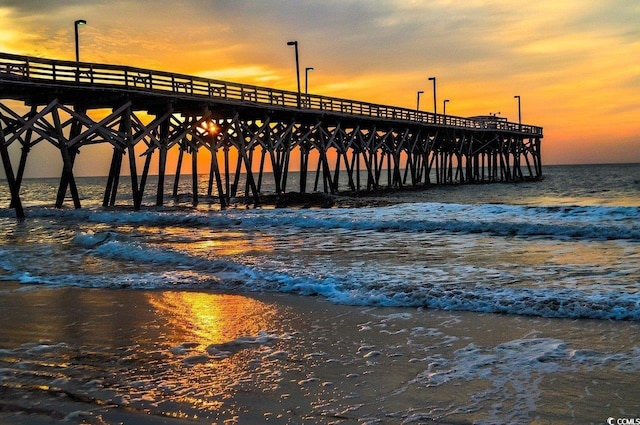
[0, 52, 543, 218]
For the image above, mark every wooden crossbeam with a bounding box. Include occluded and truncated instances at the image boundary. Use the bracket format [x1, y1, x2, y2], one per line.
[65, 102, 132, 148]
[0, 99, 60, 147]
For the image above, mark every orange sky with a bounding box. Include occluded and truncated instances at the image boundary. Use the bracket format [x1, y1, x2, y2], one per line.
[1, 0, 639, 177]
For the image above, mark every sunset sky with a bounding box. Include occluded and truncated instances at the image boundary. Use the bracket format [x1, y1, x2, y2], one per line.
[1, 0, 639, 174]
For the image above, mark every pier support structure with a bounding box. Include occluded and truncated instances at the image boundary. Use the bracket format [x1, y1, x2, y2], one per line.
[0, 52, 543, 216]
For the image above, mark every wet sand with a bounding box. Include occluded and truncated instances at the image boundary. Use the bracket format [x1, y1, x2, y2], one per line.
[1, 282, 639, 424]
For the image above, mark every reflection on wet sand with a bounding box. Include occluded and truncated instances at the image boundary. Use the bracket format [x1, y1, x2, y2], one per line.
[2, 285, 640, 424]
[139, 291, 285, 421]
[0, 287, 291, 424]
[147, 291, 280, 346]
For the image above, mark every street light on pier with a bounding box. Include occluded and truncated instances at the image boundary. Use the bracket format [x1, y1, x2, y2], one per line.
[416, 90, 424, 111]
[428, 77, 437, 122]
[287, 41, 301, 108]
[74, 19, 87, 63]
[305, 67, 314, 94]
[429, 77, 438, 124]
[514, 95, 522, 130]
[443, 99, 450, 125]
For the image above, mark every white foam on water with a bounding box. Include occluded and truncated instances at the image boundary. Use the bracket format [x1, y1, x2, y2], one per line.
[401, 337, 640, 424]
[1, 202, 638, 320]
[8, 201, 640, 240]
[1, 224, 638, 319]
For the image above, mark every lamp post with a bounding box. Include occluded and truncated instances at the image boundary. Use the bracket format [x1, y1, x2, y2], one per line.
[305, 67, 313, 94]
[428, 77, 437, 122]
[514, 95, 521, 130]
[443, 99, 449, 125]
[74, 19, 87, 62]
[416, 90, 424, 111]
[287, 41, 301, 108]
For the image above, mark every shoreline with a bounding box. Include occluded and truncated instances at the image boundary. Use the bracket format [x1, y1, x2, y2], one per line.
[1, 283, 639, 424]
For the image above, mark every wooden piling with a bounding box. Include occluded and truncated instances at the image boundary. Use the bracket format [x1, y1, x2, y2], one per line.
[0, 123, 24, 218]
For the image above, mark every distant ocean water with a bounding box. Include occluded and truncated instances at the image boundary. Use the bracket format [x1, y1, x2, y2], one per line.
[1, 163, 639, 320]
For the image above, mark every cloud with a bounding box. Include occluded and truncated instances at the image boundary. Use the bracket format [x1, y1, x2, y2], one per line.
[201, 65, 284, 85]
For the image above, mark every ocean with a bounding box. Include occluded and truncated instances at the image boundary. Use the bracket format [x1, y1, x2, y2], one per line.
[0, 163, 639, 424]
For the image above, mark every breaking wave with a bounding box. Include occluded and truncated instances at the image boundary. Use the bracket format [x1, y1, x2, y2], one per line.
[3, 201, 639, 240]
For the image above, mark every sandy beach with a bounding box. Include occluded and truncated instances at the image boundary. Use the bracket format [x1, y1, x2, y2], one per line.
[1, 281, 639, 424]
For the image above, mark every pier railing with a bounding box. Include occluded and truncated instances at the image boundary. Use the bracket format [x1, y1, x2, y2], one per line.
[0, 52, 542, 136]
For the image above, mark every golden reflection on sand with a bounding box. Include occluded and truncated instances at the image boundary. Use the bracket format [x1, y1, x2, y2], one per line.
[142, 292, 285, 420]
[0, 287, 290, 422]
[146, 291, 280, 345]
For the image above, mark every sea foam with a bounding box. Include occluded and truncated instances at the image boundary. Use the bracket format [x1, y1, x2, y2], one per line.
[1, 202, 638, 320]
[6, 202, 640, 241]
